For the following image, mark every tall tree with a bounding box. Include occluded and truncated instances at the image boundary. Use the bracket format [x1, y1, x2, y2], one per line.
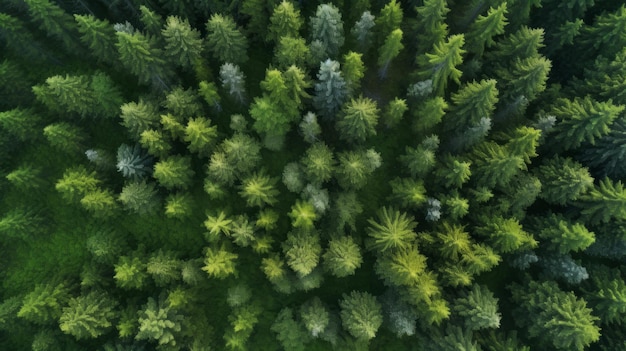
[339, 291, 383, 340]
[184, 117, 218, 157]
[378, 29, 404, 79]
[336, 96, 380, 143]
[448, 79, 499, 130]
[59, 292, 118, 340]
[416, 34, 466, 96]
[282, 229, 322, 277]
[465, 3, 508, 56]
[351, 11, 375, 51]
[0, 108, 42, 142]
[206, 14, 248, 64]
[366, 207, 417, 253]
[24, 0, 79, 51]
[376, 0, 403, 40]
[118, 181, 161, 215]
[313, 59, 348, 119]
[202, 245, 238, 279]
[577, 178, 626, 224]
[162, 16, 203, 69]
[536, 156, 594, 205]
[414, 0, 450, 55]
[309, 3, 344, 59]
[135, 297, 184, 348]
[18, 283, 70, 325]
[510, 279, 600, 351]
[153, 155, 195, 190]
[74, 14, 117, 63]
[239, 171, 280, 208]
[220, 63, 247, 104]
[323, 236, 363, 277]
[453, 284, 501, 331]
[116, 30, 169, 88]
[267, 0, 302, 43]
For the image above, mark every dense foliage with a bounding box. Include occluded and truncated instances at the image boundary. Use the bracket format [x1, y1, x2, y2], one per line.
[1, 0, 626, 350]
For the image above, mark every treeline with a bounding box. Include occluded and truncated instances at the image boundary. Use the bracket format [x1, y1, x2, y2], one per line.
[1, 0, 626, 350]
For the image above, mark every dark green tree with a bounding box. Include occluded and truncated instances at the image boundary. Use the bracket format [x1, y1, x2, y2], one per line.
[74, 14, 117, 63]
[116, 30, 169, 88]
[206, 14, 248, 64]
[59, 292, 118, 340]
[448, 79, 499, 130]
[414, 0, 450, 55]
[118, 181, 160, 215]
[24, 0, 79, 51]
[417, 34, 466, 96]
[271, 308, 310, 351]
[465, 3, 508, 56]
[323, 235, 363, 277]
[18, 283, 70, 325]
[351, 11, 375, 51]
[162, 16, 203, 69]
[453, 284, 501, 331]
[313, 59, 348, 119]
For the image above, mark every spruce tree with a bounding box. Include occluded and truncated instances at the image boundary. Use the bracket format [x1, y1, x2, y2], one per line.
[116, 30, 169, 88]
[313, 59, 348, 119]
[366, 207, 417, 253]
[267, 0, 303, 43]
[416, 34, 466, 96]
[453, 284, 501, 331]
[351, 11, 375, 51]
[74, 14, 117, 63]
[465, 3, 508, 56]
[118, 181, 160, 216]
[162, 16, 203, 69]
[282, 229, 322, 277]
[323, 236, 363, 277]
[18, 283, 70, 325]
[339, 291, 383, 340]
[309, 4, 344, 59]
[378, 29, 404, 79]
[206, 14, 248, 64]
[153, 155, 194, 190]
[59, 292, 118, 340]
[336, 96, 379, 143]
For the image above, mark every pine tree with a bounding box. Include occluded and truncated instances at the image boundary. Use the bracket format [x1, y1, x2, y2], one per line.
[510, 279, 600, 351]
[417, 34, 466, 96]
[43, 122, 85, 154]
[118, 181, 160, 215]
[220, 63, 247, 104]
[414, 0, 450, 55]
[198, 81, 222, 111]
[221, 133, 262, 174]
[336, 96, 379, 143]
[116, 30, 169, 88]
[366, 207, 417, 253]
[471, 142, 526, 189]
[202, 245, 238, 279]
[578, 178, 626, 224]
[339, 291, 383, 340]
[435, 155, 471, 188]
[399, 139, 438, 178]
[207, 151, 237, 186]
[139, 5, 164, 36]
[454, 284, 501, 331]
[487, 26, 545, 65]
[351, 11, 375, 51]
[301, 142, 335, 185]
[475, 216, 537, 254]
[465, 3, 508, 56]
[249, 96, 291, 149]
[282, 229, 321, 277]
[582, 265, 626, 325]
[540, 254, 589, 285]
[162, 16, 203, 69]
[388, 178, 427, 209]
[498, 55, 551, 102]
[582, 5, 626, 58]
[313, 59, 348, 119]
[448, 79, 499, 130]
[114, 254, 148, 290]
[80, 188, 118, 218]
[376, 0, 403, 40]
[163, 86, 203, 117]
[206, 14, 248, 64]
[153, 155, 194, 190]
[309, 4, 344, 59]
[164, 192, 193, 219]
[413, 96, 447, 132]
[275, 36, 311, 69]
[378, 29, 403, 79]
[289, 200, 318, 230]
[323, 236, 363, 277]
[59, 291, 118, 340]
[300, 297, 329, 338]
[74, 14, 117, 63]
[120, 99, 160, 138]
[0, 14, 47, 61]
[55, 166, 99, 203]
[18, 283, 70, 325]
[436, 222, 472, 261]
[267, 0, 302, 43]
[24, 0, 79, 51]
[135, 297, 184, 348]
[184, 117, 217, 157]
[239, 171, 279, 208]
[271, 308, 310, 351]
[427, 326, 481, 351]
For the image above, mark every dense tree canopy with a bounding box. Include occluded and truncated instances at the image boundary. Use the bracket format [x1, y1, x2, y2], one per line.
[1, 0, 626, 350]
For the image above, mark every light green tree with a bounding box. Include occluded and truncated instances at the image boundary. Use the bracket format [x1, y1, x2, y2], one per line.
[375, 245, 428, 287]
[120, 99, 160, 138]
[18, 283, 70, 325]
[378, 29, 403, 79]
[578, 178, 626, 224]
[184, 117, 218, 157]
[453, 284, 501, 331]
[302, 143, 335, 185]
[164, 192, 193, 219]
[80, 188, 118, 219]
[366, 207, 417, 253]
[531, 213, 595, 254]
[116, 30, 169, 88]
[465, 3, 508, 56]
[475, 216, 537, 254]
[267, 0, 302, 43]
[202, 245, 238, 279]
[417, 34, 465, 96]
[414, 0, 450, 55]
[59, 291, 118, 340]
[114, 254, 148, 290]
[118, 181, 160, 215]
[55, 166, 99, 203]
[448, 79, 499, 130]
[283, 229, 322, 277]
[153, 155, 194, 190]
[339, 291, 383, 340]
[343, 52, 365, 95]
[536, 156, 594, 205]
[289, 200, 318, 230]
[323, 236, 362, 278]
[389, 178, 427, 209]
[239, 171, 279, 208]
[135, 297, 184, 348]
[337, 96, 380, 143]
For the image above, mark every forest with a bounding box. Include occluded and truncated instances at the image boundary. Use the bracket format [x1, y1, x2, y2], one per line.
[1, 0, 626, 350]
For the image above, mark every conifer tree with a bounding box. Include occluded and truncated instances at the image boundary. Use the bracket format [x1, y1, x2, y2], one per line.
[120, 99, 160, 138]
[43, 122, 85, 154]
[135, 297, 184, 348]
[531, 213, 595, 254]
[339, 291, 383, 340]
[323, 236, 363, 277]
[267, 0, 302, 43]
[382, 97, 407, 128]
[313, 59, 348, 119]
[116, 30, 169, 88]
[366, 207, 417, 253]
[271, 308, 310, 351]
[59, 292, 118, 340]
[147, 250, 181, 286]
[74, 14, 117, 63]
[510, 279, 600, 351]
[206, 14, 248, 64]
[282, 229, 321, 277]
[582, 5, 626, 59]
[300, 297, 330, 338]
[118, 181, 160, 215]
[476, 216, 537, 254]
[153, 155, 194, 190]
[220, 63, 247, 104]
[116, 144, 153, 180]
[114, 254, 148, 290]
[536, 156, 594, 205]
[351, 11, 375, 51]
[162, 16, 203, 69]
[0, 108, 42, 142]
[18, 283, 70, 325]
[309, 4, 344, 59]
[399, 139, 438, 178]
[378, 29, 403, 79]
[388, 178, 427, 209]
[540, 254, 589, 285]
[55, 166, 100, 203]
[375, 245, 428, 287]
[140, 129, 171, 158]
[0, 14, 46, 61]
[239, 171, 279, 208]
[202, 245, 238, 279]
[487, 26, 545, 64]
[289, 200, 318, 230]
[335, 149, 381, 190]
[414, 0, 450, 55]
[6, 164, 44, 191]
[80, 188, 118, 219]
[0, 208, 44, 240]
[24, 0, 79, 51]
[299, 112, 322, 144]
[413, 96, 447, 132]
[139, 5, 164, 36]
[582, 265, 626, 325]
[454, 284, 501, 331]
[498, 55, 551, 102]
[448, 79, 499, 130]
[465, 3, 508, 56]
[275, 36, 311, 69]
[376, 0, 403, 40]
[578, 178, 626, 224]
[336, 96, 379, 143]
[435, 155, 471, 188]
[471, 142, 526, 189]
[417, 34, 466, 96]
[184, 117, 217, 157]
